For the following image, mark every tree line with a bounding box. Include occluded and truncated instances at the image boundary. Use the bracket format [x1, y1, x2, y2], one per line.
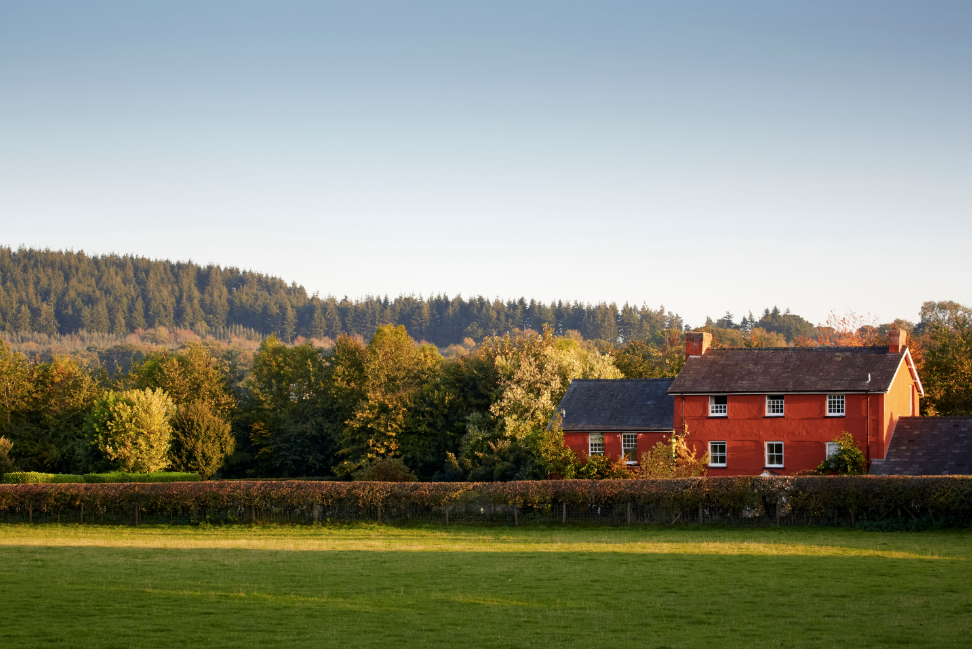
[0, 247, 685, 346]
[1, 298, 970, 482]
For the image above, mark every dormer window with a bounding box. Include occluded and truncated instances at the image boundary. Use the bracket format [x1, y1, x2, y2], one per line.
[766, 395, 784, 417]
[709, 395, 728, 417]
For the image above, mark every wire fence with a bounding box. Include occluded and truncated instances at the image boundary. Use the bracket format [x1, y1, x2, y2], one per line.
[2, 499, 959, 530]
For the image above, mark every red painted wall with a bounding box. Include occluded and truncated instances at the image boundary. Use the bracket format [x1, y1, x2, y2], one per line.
[673, 393, 877, 476]
[563, 432, 669, 466]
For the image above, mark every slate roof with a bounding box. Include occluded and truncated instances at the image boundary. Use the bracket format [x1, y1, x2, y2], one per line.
[556, 379, 675, 432]
[869, 417, 972, 476]
[668, 346, 907, 394]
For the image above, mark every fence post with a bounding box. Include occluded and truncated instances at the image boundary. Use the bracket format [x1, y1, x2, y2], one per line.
[562, 502, 566, 525]
[627, 502, 632, 526]
[135, 503, 139, 526]
[28, 505, 32, 524]
[80, 503, 84, 524]
[699, 503, 703, 525]
[514, 504, 518, 527]
[445, 505, 449, 525]
[776, 499, 781, 527]
[377, 503, 382, 523]
[850, 510, 855, 529]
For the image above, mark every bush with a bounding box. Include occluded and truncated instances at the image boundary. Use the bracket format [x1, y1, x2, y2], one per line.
[0, 436, 14, 480]
[814, 432, 868, 475]
[2, 472, 85, 484]
[169, 401, 234, 480]
[352, 458, 418, 482]
[82, 472, 201, 483]
[86, 388, 176, 473]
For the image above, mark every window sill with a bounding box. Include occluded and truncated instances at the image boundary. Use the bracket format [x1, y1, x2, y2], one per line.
[764, 466, 785, 470]
[764, 414, 784, 418]
[709, 465, 727, 469]
[825, 414, 846, 418]
[708, 414, 728, 418]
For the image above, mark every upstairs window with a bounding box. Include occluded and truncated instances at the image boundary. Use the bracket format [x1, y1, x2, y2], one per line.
[589, 433, 604, 456]
[827, 394, 845, 417]
[766, 395, 784, 417]
[765, 442, 784, 468]
[709, 441, 727, 467]
[622, 433, 638, 464]
[709, 395, 728, 417]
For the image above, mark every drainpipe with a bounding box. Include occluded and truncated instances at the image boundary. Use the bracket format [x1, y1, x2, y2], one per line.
[866, 393, 870, 466]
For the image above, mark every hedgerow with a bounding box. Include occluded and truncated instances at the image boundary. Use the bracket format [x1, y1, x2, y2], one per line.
[1, 472, 200, 484]
[0, 476, 969, 526]
[81, 472, 201, 483]
[2, 473, 85, 484]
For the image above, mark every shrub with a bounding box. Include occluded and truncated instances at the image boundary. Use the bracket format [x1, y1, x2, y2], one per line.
[82, 472, 201, 483]
[638, 426, 709, 478]
[0, 436, 14, 480]
[86, 388, 176, 473]
[2, 472, 85, 484]
[814, 432, 868, 475]
[352, 458, 418, 482]
[169, 401, 234, 480]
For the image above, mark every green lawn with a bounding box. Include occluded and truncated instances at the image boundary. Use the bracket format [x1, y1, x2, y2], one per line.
[0, 524, 969, 648]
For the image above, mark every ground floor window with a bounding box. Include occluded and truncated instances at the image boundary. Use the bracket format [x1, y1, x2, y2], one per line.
[765, 442, 784, 467]
[589, 433, 604, 455]
[826, 441, 840, 459]
[622, 433, 637, 463]
[709, 441, 727, 467]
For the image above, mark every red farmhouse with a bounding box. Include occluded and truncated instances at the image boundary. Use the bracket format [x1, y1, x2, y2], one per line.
[667, 330, 923, 475]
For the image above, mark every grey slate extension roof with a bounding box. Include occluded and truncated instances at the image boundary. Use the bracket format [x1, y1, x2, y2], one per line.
[556, 378, 675, 432]
[869, 417, 972, 476]
[668, 346, 909, 395]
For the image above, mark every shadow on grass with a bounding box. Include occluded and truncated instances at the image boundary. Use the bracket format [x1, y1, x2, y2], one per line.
[0, 539, 969, 649]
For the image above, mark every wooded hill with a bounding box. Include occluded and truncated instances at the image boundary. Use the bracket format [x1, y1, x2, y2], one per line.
[0, 247, 817, 346]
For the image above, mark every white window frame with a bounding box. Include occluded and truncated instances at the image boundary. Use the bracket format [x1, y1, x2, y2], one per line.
[765, 395, 784, 417]
[588, 433, 604, 456]
[708, 395, 728, 417]
[825, 442, 840, 459]
[827, 394, 845, 417]
[622, 433, 638, 464]
[765, 441, 784, 468]
[708, 441, 727, 467]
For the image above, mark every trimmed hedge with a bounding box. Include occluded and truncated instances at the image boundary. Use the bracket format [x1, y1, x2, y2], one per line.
[2, 472, 85, 484]
[2, 472, 200, 484]
[82, 472, 201, 484]
[0, 476, 970, 527]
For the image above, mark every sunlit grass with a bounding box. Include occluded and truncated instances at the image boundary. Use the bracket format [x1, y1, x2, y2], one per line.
[1, 524, 969, 648]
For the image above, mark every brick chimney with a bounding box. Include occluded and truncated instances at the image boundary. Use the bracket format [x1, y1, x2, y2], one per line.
[685, 332, 712, 359]
[888, 328, 908, 354]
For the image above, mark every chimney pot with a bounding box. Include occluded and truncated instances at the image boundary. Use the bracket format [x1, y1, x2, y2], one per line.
[888, 328, 908, 354]
[685, 332, 712, 359]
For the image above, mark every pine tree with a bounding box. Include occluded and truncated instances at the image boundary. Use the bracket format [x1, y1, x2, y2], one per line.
[16, 304, 32, 333]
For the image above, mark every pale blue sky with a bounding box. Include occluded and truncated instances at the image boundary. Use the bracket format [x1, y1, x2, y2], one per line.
[1, 1, 969, 326]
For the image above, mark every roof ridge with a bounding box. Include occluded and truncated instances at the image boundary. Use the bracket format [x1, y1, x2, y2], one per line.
[708, 345, 891, 352]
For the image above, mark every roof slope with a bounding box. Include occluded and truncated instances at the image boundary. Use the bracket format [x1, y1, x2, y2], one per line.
[556, 379, 675, 432]
[668, 346, 905, 394]
[869, 417, 972, 476]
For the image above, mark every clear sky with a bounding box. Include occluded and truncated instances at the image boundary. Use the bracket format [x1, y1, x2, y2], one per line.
[1, 1, 969, 327]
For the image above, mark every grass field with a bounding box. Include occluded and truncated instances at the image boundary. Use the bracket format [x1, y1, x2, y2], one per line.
[1, 524, 970, 648]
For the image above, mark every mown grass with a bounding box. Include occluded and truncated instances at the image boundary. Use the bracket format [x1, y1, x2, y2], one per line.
[0, 524, 969, 648]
